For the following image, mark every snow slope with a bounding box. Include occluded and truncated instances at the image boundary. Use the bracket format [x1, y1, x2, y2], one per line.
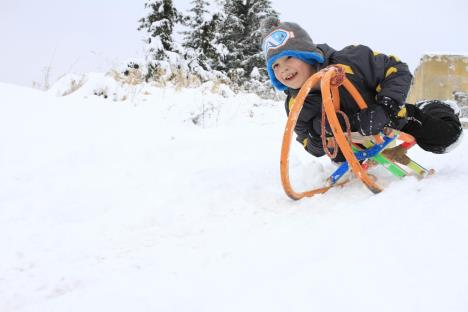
[1, 82, 467, 312]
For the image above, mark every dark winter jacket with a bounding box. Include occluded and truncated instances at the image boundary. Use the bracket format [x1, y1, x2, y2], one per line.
[285, 43, 413, 158]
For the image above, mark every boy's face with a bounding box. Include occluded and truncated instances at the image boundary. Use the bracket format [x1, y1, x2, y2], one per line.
[272, 56, 316, 89]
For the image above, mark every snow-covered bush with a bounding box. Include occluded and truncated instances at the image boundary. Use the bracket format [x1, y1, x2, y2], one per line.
[107, 59, 145, 86]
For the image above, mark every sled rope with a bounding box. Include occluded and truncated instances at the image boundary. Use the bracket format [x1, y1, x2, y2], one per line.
[321, 109, 352, 159]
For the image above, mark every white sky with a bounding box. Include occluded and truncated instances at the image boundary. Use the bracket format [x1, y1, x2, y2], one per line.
[1, 0, 467, 87]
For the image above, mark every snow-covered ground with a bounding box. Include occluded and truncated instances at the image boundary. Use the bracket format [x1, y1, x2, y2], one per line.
[1, 80, 467, 312]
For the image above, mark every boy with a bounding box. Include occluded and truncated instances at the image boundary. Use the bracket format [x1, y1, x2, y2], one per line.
[260, 17, 463, 162]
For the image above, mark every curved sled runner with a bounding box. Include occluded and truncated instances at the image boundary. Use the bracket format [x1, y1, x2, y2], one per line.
[280, 65, 433, 200]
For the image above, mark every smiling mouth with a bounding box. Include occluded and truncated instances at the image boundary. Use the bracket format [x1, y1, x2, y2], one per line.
[284, 72, 297, 81]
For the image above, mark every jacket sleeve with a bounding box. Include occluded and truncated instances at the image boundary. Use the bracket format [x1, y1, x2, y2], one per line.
[284, 92, 325, 157]
[342, 45, 413, 106]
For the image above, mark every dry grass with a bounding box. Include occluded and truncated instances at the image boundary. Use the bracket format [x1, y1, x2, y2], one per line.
[107, 68, 144, 85]
[62, 76, 86, 96]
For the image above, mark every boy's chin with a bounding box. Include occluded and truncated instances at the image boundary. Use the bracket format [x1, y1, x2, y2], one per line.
[284, 81, 305, 90]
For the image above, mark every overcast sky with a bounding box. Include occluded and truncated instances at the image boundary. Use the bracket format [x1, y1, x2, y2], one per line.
[1, 0, 467, 88]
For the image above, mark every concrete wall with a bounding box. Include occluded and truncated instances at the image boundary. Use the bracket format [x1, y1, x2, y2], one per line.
[407, 54, 468, 105]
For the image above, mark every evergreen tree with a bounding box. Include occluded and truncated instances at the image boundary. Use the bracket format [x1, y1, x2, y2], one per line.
[217, 0, 278, 80]
[182, 0, 210, 51]
[202, 13, 223, 70]
[138, 0, 180, 63]
[182, 0, 220, 70]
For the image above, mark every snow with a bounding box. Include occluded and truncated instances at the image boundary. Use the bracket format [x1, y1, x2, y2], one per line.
[1, 80, 468, 312]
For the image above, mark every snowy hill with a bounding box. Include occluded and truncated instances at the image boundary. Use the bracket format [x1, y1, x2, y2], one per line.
[1, 81, 467, 312]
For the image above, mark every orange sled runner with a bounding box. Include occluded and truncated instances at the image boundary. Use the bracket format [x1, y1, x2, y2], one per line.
[280, 65, 434, 200]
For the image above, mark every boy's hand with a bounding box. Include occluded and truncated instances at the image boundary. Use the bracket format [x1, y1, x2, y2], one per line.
[351, 106, 389, 136]
[377, 95, 405, 127]
[377, 95, 402, 116]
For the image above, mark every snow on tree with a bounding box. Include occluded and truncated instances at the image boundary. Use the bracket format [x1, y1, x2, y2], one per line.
[138, 0, 182, 80]
[181, 0, 221, 71]
[216, 0, 278, 82]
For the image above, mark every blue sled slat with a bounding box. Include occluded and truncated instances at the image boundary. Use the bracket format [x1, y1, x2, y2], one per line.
[328, 134, 398, 185]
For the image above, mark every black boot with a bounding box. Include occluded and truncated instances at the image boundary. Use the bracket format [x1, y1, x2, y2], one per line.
[401, 100, 463, 154]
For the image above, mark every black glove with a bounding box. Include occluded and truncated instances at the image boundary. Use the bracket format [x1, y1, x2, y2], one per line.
[377, 95, 405, 128]
[351, 105, 389, 136]
[377, 95, 402, 115]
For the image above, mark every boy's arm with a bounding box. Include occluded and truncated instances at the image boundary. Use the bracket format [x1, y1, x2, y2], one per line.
[343, 45, 413, 134]
[347, 44, 413, 105]
[284, 92, 326, 157]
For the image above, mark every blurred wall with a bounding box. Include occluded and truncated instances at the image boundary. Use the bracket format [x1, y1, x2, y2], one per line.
[407, 54, 468, 104]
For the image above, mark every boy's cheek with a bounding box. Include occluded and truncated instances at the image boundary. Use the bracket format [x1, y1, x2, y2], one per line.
[274, 73, 284, 83]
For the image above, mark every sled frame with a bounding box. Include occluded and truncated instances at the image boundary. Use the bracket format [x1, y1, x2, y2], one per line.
[280, 65, 432, 200]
